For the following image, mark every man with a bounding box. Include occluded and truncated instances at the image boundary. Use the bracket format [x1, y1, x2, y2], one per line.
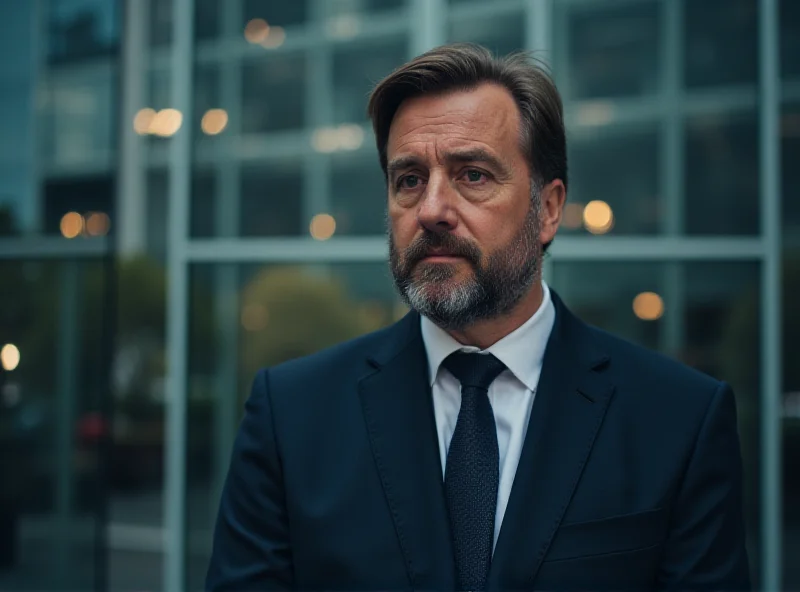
[206, 43, 750, 591]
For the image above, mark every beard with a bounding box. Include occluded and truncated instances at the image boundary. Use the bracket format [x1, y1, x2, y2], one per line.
[389, 192, 543, 331]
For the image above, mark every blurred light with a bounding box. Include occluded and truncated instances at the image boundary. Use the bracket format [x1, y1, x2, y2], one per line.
[310, 213, 336, 240]
[244, 18, 270, 44]
[201, 108, 229, 135]
[261, 26, 285, 48]
[338, 124, 364, 150]
[583, 200, 614, 234]
[633, 292, 664, 321]
[60, 211, 84, 239]
[576, 102, 614, 127]
[149, 108, 183, 137]
[241, 304, 269, 332]
[133, 108, 157, 134]
[312, 124, 364, 153]
[1, 344, 20, 371]
[86, 212, 111, 236]
[562, 202, 584, 229]
[326, 15, 360, 39]
[312, 128, 340, 153]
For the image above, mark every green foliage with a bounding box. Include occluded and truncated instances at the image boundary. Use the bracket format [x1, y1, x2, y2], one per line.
[238, 267, 391, 381]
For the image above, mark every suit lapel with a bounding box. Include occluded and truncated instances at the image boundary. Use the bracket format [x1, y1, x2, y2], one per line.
[358, 312, 456, 590]
[488, 292, 616, 589]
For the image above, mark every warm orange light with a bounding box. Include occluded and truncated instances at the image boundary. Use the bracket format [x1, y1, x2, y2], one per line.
[60, 212, 84, 239]
[261, 26, 285, 48]
[633, 292, 665, 321]
[241, 304, 269, 332]
[201, 109, 229, 135]
[1, 344, 20, 371]
[133, 108, 157, 134]
[149, 108, 183, 137]
[86, 212, 111, 236]
[244, 18, 270, 44]
[309, 213, 336, 240]
[583, 200, 614, 234]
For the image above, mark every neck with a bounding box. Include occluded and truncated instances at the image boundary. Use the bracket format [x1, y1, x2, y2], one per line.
[446, 280, 544, 349]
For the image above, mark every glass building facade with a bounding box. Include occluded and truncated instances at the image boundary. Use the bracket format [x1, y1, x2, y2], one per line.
[0, 0, 797, 590]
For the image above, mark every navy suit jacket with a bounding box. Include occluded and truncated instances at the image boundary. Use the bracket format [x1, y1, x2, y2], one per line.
[206, 291, 751, 591]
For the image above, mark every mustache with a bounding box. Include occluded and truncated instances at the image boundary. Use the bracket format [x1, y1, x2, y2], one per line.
[402, 231, 481, 268]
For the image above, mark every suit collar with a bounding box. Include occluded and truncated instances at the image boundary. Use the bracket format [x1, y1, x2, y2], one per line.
[362, 290, 614, 589]
[419, 281, 556, 392]
[488, 290, 615, 588]
[360, 312, 456, 589]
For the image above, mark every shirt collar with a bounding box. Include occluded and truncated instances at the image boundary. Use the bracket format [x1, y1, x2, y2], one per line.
[420, 281, 556, 391]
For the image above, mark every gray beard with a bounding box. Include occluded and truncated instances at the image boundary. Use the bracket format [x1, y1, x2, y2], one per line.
[388, 191, 543, 331]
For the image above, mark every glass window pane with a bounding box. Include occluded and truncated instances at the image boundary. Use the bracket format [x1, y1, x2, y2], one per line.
[783, 101, 800, 590]
[565, 125, 660, 235]
[332, 40, 408, 125]
[186, 262, 402, 590]
[242, 53, 306, 133]
[242, 0, 309, 29]
[782, 0, 800, 79]
[48, 0, 120, 62]
[330, 150, 387, 235]
[239, 162, 304, 236]
[562, 1, 660, 100]
[684, 0, 758, 89]
[550, 261, 760, 575]
[447, 10, 525, 57]
[0, 260, 111, 589]
[684, 110, 759, 235]
[783, 102, 800, 234]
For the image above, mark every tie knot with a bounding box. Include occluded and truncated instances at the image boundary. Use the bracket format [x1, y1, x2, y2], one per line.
[442, 351, 506, 391]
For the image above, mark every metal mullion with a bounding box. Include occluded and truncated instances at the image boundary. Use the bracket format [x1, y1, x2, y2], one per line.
[163, 0, 194, 589]
[758, 0, 783, 589]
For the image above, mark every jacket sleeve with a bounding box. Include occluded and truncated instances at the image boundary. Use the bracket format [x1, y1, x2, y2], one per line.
[657, 381, 752, 590]
[206, 369, 294, 590]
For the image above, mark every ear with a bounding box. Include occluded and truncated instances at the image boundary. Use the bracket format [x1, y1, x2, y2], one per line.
[538, 179, 566, 248]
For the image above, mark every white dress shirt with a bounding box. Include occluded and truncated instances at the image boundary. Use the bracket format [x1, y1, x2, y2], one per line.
[420, 282, 556, 548]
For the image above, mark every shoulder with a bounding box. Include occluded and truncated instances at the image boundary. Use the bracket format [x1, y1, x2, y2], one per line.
[253, 317, 409, 406]
[585, 323, 729, 413]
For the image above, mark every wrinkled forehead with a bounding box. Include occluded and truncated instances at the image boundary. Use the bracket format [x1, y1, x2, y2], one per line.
[386, 84, 523, 163]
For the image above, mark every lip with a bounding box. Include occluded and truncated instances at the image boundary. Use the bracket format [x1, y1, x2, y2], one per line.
[420, 254, 464, 263]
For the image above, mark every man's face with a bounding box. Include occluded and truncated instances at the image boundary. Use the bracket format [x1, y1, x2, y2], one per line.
[386, 83, 543, 330]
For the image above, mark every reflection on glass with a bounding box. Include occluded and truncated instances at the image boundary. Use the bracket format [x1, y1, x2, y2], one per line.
[242, 53, 306, 133]
[684, 0, 757, 88]
[242, 0, 309, 31]
[185, 262, 400, 590]
[685, 111, 759, 235]
[239, 163, 304, 236]
[330, 151, 387, 235]
[48, 0, 119, 61]
[782, 99, 800, 587]
[0, 260, 112, 590]
[447, 11, 525, 58]
[782, 0, 800, 78]
[332, 41, 408, 125]
[564, 2, 660, 100]
[566, 126, 659, 235]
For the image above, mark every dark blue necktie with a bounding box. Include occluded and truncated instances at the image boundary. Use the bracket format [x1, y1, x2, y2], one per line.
[442, 351, 506, 591]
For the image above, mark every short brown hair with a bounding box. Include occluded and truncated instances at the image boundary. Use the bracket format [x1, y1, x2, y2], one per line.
[367, 42, 568, 191]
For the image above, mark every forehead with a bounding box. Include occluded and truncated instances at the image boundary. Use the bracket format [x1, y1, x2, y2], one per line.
[386, 83, 523, 162]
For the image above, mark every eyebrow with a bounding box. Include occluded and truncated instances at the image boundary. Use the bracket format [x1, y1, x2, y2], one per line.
[386, 148, 509, 181]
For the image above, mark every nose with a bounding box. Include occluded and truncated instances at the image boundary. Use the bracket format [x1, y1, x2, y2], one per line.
[416, 170, 458, 234]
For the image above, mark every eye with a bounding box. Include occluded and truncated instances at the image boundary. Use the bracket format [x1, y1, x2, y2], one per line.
[463, 169, 487, 183]
[397, 174, 422, 190]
